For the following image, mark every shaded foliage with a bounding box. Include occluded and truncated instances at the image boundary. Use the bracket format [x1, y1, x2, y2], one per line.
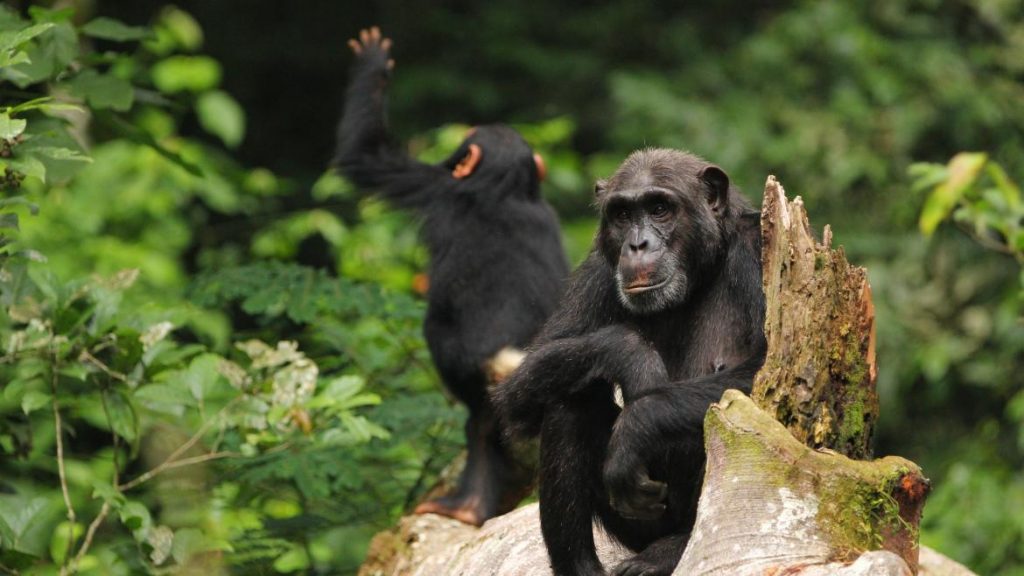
[1, 1, 1023, 575]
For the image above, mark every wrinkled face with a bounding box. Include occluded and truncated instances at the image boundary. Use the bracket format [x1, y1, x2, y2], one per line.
[597, 152, 730, 314]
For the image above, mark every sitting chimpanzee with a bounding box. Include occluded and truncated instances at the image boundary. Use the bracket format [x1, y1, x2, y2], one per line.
[334, 27, 570, 526]
[493, 149, 766, 575]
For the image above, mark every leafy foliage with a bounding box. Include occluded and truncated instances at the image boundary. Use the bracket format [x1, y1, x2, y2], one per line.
[0, 6, 458, 575]
[2, 1, 1023, 574]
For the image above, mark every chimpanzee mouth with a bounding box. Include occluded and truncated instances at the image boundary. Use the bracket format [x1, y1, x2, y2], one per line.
[623, 275, 673, 295]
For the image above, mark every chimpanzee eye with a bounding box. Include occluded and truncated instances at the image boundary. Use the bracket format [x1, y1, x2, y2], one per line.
[651, 202, 670, 219]
[614, 207, 630, 222]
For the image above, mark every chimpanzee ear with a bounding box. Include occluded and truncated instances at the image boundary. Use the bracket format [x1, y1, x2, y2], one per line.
[533, 153, 547, 182]
[452, 144, 482, 179]
[594, 179, 608, 198]
[698, 165, 729, 212]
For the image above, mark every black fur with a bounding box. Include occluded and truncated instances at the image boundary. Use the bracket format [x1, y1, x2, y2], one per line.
[333, 31, 569, 524]
[493, 149, 766, 575]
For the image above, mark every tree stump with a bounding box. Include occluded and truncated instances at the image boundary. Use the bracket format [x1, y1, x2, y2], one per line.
[753, 176, 879, 459]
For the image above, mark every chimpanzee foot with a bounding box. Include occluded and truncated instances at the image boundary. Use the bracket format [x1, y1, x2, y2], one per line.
[413, 493, 487, 526]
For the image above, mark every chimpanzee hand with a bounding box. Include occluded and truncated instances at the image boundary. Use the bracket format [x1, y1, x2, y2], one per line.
[604, 452, 667, 521]
[347, 26, 395, 72]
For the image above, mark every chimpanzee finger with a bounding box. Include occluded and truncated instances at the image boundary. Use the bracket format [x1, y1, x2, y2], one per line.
[381, 38, 392, 52]
[347, 39, 362, 54]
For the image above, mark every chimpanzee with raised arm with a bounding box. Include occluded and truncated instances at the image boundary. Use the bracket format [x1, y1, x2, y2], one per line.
[334, 27, 569, 526]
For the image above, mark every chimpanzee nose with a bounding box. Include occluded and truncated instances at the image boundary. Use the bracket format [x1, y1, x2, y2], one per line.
[629, 238, 649, 252]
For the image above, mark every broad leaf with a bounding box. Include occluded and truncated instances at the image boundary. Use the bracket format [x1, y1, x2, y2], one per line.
[81, 17, 150, 42]
[0, 112, 27, 140]
[66, 69, 134, 111]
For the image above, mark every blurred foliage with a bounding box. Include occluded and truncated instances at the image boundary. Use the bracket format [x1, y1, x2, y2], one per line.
[0, 6, 458, 575]
[1, 0, 1023, 574]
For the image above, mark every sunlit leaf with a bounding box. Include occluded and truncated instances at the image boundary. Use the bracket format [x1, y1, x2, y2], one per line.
[0, 112, 28, 140]
[0, 22, 54, 53]
[196, 90, 245, 148]
[151, 55, 221, 93]
[919, 153, 987, 236]
[20, 390, 50, 414]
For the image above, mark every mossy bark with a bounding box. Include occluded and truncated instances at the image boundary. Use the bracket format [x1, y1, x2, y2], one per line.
[673, 391, 928, 576]
[753, 176, 879, 459]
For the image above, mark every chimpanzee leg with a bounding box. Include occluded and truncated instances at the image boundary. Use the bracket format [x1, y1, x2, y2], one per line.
[416, 400, 532, 525]
[538, 390, 619, 576]
[415, 322, 532, 525]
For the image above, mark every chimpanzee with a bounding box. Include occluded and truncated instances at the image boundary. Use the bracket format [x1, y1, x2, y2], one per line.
[333, 27, 570, 526]
[492, 149, 766, 575]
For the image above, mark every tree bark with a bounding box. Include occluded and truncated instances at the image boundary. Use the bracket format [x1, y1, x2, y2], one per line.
[358, 177, 975, 576]
[753, 176, 879, 459]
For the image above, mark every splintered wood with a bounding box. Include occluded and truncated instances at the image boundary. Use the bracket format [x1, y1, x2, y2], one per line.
[752, 177, 879, 459]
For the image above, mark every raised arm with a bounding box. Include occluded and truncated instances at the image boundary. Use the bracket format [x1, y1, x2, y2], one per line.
[333, 27, 447, 210]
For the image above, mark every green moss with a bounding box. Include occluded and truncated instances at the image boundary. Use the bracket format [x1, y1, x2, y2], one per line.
[817, 471, 916, 560]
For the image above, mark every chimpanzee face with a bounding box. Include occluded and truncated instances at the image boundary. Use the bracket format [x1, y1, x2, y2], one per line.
[596, 150, 730, 314]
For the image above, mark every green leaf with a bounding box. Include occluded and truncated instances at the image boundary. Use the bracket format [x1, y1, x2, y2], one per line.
[273, 545, 310, 573]
[105, 390, 138, 443]
[0, 22, 54, 53]
[81, 17, 150, 42]
[151, 55, 221, 93]
[49, 521, 82, 565]
[919, 152, 988, 236]
[118, 501, 152, 535]
[134, 383, 194, 416]
[0, 112, 27, 140]
[156, 7, 203, 51]
[0, 196, 39, 215]
[20, 390, 50, 414]
[91, 483, 126, 508]
[0, 49, 30, 68]
[25, 146, 91, 163]
[0, 494, 55, 557]
[3, 21, 76, 88]
[196, 90, 245, 148]
[8, 155, 45, 182]
[66, 69, 134, 111]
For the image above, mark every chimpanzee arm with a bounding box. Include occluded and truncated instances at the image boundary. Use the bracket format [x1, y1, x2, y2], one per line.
[493, 323, 668, 439]
[602, 346, 766, 520]
[491, 253, 661, 438]
[333, 28, 448, 211]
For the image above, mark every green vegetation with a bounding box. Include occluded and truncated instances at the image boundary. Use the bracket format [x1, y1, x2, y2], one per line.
[2, 2, 1023, 575]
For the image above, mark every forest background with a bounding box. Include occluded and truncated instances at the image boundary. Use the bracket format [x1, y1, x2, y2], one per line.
[1, 1, 1022, 574]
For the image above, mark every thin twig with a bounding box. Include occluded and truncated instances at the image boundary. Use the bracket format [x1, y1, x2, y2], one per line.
[50, 346, 75, 576]
[78, 349, 127, 382]
[117, 397, 242, 492]
[69, 501, 110, 572]
[63, 390, 122, 573]
[117, 451, 240, 491]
